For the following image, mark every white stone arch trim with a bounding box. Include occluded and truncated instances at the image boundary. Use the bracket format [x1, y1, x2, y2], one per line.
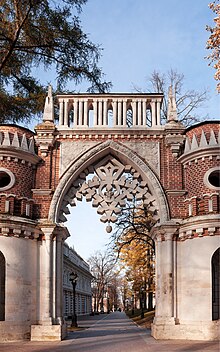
[49, 140, 170, 223]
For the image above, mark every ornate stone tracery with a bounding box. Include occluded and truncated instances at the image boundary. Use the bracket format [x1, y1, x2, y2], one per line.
[59, 155, 158, 227]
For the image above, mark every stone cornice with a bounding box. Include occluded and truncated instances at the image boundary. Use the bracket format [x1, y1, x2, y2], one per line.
[53, 224, 70, 241]
[164, 120, 185, 134]
[0, 215, 39, 239]
[0, 214, 37, 225]
[0, 146, 41, 165]
[178, 146, 220, 164]
[0, 193, 34, 202]
[150, 220, 180, 240]
[34, 121, 56, 156]
[166, 190, 188, 196]
[56, 92, 164, 99]
[32, 189, 54, 196]
[55, 127, 166, 139]
[179, 214, 220, 241]
[180, 213, 220, 229]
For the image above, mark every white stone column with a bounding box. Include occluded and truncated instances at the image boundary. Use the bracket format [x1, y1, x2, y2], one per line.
[78, 100, 83, 126]
[173, 235, 178, 322]
[138, 99, 142, 126]
[98, 100, 103, 126]
[153, 227, 176, 325]
[40, 228, 54, 325]
[52, 238, 56, 323]
[154, 235, 163, 317]
[64, 99, 69, 127]
[103, 99, 108, 126]
[93, 99, 98, 126]
[55, 234, 64, 324]
[142, 99, 147, 126]
[73, 99, 78, 127]
[113, 100, 117, 127]
[118, 100, 122, 126]
[156, 99, 161, 126]
[83, 99, 88, 126]
[132, 100, 137, 126]
[122, 99, 127, 126]
[163, 232, 174, 318]
[151, 99, 156, 127]
[59, 100, 64, 126]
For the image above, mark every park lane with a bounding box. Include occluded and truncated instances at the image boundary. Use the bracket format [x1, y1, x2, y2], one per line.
[0, 312, 219, 352]
[65, 311, 152, 352]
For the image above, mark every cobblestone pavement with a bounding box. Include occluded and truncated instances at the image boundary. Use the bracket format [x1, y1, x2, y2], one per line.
[0, 312, 219, 352]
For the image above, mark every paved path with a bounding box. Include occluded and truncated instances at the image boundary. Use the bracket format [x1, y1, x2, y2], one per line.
[0, 312, 219, 352]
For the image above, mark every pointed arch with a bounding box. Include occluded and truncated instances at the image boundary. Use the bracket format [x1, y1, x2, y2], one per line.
[0, 251, 5, 321]
[49, 140, 169, 224]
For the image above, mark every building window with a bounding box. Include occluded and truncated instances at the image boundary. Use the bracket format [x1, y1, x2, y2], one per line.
[0, 168, 15, 191]
[0, 251, 5, 321]
[212, 248, 220, 320]
[204, 167, 220, 190]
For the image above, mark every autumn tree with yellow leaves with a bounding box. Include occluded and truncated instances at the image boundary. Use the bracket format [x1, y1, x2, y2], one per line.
[112, 204, 157, 311]
[206, 1, 220, 92]
[119, 237, 155, 311]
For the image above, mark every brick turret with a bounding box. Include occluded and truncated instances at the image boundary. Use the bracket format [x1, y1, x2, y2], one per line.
[0, 124, 40, 235]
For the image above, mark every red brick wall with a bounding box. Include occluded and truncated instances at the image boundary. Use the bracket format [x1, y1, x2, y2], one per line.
[184, 158, 219, 198]
[186, 122, 219, 144]
[1, 122, 219, 221]
[0, 124, 34, 140]
[0, 159, 34, 198]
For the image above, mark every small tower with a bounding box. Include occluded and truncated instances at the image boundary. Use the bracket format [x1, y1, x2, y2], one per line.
[0, 125, 40, 340]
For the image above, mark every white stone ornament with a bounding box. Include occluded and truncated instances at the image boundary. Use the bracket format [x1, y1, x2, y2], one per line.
[61, 155, 158, 225]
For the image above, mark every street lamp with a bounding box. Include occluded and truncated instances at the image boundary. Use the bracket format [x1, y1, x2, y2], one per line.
[69, 271, 78, 327]
[141, 287, 145, 319]
[131, 294, 134, 316]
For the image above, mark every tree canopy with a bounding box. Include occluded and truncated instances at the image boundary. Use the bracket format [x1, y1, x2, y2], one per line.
[87, 251, 118, 312]
[0, 0, 111, 123]
[206, 1, 220, 92]
[111, 204, 157, 256]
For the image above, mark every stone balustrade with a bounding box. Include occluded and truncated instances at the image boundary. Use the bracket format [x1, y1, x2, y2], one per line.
[56, 93, 163, 129]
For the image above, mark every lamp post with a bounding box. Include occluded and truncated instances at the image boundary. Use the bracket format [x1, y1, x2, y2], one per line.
[69, 271, 78, 327]
[141, 287, 145, 319]
[131, 294, 134, 316]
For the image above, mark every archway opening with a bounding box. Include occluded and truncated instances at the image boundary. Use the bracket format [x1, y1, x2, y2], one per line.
[59, 153, 159, 317]
[212, 247, 220, 320]
[65, 198, 111, 260]
[0, 251, 5, 321]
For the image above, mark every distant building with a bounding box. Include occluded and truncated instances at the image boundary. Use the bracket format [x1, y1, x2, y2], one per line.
[63, 243, 93, 318]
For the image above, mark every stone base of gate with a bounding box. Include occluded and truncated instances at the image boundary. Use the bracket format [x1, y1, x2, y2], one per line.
[151, 319, 220, 340]
[0, 321, 31, 341]
[31, 322, 67, 341]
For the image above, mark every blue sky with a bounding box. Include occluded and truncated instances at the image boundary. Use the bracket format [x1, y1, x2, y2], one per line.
[31, 0, 219, 121]
[75, 0, 218, 118]
[64, 0, 219, 260]
[30, 0, 219, 260]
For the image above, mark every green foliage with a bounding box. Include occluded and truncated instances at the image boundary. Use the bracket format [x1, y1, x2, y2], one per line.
[0, 0, 111, 123]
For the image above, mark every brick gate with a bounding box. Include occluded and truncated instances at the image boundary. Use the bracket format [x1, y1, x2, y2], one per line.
[0, 87, 219, 341]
